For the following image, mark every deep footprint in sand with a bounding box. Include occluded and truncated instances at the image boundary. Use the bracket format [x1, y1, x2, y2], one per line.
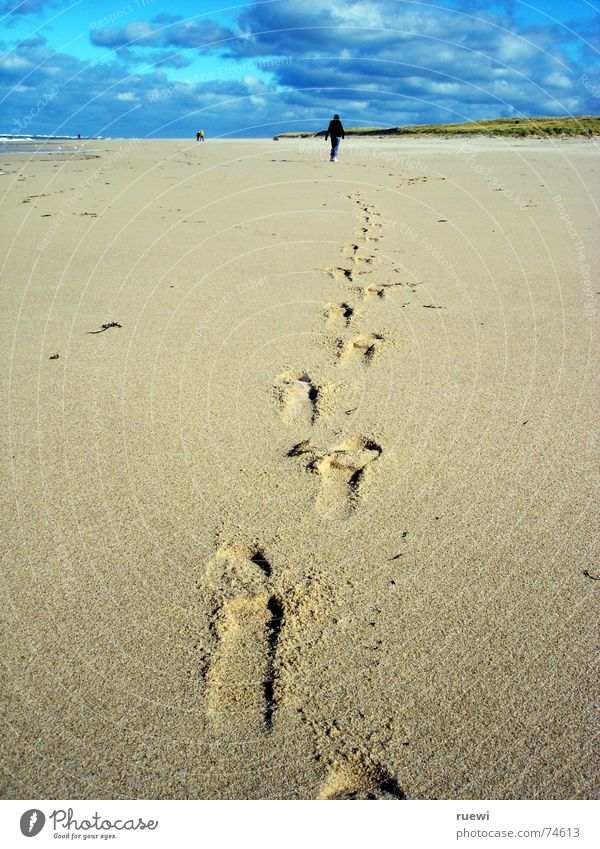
[396, 175, 446, 187]
[363, 284, 386, 298]
[354, 225, 381, 240]
[288, 435, 382, 518]
[326, 266, 354, 283]
[353, 253, 375, 266]
[338, 331, 387, 365]
[323, 301, 356, 329]
[318, 756, 405, 799]
[203, 544, 283, 735]
[362, 282, 403, 299]
[274, 371, 319, 425]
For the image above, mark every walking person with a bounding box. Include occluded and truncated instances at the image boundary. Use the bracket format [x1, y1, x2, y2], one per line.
[325, 114, 345, 162]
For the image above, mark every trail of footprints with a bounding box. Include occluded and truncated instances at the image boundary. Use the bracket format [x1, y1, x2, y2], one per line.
[273, 191, 402, 515]
[276, 190, 397, 517]
[325, 193, 398, 368]
[199, 191, 406, 798]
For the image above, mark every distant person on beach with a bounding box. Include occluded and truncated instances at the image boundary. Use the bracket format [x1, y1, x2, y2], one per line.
[325, 114, 345, 162]
[196, 131, 201, 141]
[199, 129, 205, 142]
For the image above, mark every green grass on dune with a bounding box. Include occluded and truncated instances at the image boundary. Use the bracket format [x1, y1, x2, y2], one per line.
[275, 115, 600, 139]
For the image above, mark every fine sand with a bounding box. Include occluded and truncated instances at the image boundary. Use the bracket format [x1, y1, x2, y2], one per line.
[1, 137, 598, 800]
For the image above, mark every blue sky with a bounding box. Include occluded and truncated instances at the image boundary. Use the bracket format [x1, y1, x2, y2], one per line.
[1, 0, 598, 137]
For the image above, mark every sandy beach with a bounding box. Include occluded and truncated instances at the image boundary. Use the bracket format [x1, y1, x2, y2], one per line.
[1, 136, 597, 800]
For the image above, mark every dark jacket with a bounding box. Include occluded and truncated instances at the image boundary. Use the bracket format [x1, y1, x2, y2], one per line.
[325, 119, 345, 140]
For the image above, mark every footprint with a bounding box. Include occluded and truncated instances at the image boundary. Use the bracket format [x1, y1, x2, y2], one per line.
[275, 371, 319, 425]
[395, 175, 446, 187]
[326, 266, 354, 283]
[338, 332, 387, 365]
[363, 284, 386, 298]
[342, 243, 360, 256]
[362, 282, 402, 299]
[313, 436, 382, 517]
[318, 756, 405, 799]
[288, 435, 382, 518]
[323, 301, 356, 329]
[354, 226, 380, 242]
[203, 544, 283, 735]
[353, 253, 375, 266]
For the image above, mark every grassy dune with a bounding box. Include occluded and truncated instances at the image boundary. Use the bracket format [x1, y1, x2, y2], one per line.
[275, 115, 600, 139]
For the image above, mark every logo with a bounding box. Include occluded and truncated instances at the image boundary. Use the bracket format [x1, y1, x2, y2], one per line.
[20, 810, 46, 837]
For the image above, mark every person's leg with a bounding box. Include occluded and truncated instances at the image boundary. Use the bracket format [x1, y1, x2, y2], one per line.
[332, 137, 340, 161]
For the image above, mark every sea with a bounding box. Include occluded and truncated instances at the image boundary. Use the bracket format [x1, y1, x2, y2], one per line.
[0, 134, 104, 154]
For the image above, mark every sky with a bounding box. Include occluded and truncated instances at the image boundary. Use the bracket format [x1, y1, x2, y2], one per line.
[0, 0, 598, 137]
